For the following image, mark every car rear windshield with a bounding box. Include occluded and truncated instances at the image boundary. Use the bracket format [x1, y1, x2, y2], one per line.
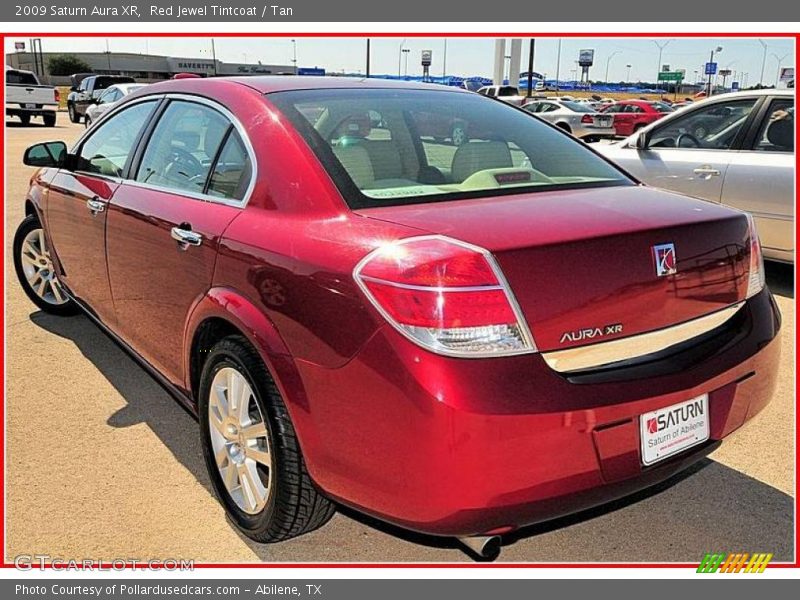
[561, 100, 595, 113]
[269, 88, 632, 209]
[6, 70, 38, 85]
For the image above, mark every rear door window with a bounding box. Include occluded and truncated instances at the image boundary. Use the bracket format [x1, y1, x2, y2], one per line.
[753, 98, 794, 152]
[135, 101, 230, 195]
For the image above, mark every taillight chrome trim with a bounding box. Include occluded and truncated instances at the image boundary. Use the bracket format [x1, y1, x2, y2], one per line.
[358, 274, 505, 294]
[541, 301, 745, 373]
[353, 234, 538, 358]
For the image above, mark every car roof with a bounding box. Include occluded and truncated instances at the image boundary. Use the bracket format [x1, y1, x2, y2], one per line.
[698, 88, 794, 100]
[127, 76, 473, 100]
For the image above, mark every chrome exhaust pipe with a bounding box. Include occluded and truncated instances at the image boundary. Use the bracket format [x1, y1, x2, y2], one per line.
[457, 535, 502, 560]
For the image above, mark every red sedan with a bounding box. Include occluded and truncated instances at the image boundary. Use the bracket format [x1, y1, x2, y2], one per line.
[601, 99, 674, 136]
[14, 77, 779, 560]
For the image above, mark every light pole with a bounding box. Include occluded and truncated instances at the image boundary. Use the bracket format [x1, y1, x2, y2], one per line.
[772, 52, 790, 87]
[402, 48, 410, 77]
[707, 46, 722, 96]
[291, 39, 297, 72]
[758, 39, 768, 86]
[365, 39, 370, 78]
[605, 50, 621, 83]
[398, 39, 406, 77]
[653, 39, 672, 95]
[626, 64, 632, 82]
[555, 38, 562, 92]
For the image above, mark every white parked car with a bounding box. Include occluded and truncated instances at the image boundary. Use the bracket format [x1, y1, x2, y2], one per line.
[522, 99, 616, 142]
[84, 83, 147, 128]
[598, 89, 794, 263]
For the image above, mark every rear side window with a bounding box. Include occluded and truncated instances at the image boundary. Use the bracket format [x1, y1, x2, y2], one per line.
[754, 99, 794, 152]
[207, 130, 252, 201]
[76, 100, 157, 177]
[135, 101, 230, 195]
[6, 70, 38, 85]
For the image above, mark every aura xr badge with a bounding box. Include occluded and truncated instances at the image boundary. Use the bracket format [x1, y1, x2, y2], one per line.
[653, 243, 677, 276]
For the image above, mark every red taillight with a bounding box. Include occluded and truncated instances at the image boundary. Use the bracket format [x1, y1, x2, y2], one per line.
[54, 88, 60, 103]
[354, 236, 535, 356]
[581, 114, 593, 124]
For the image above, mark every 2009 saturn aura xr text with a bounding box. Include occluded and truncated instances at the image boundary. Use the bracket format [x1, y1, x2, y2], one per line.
[14, 77, 780, 559]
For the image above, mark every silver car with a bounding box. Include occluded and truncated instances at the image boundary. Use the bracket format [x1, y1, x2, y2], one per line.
[84, 83, 147, 128]
[598, 89, 794, 263]
[522, 99, 616, 142]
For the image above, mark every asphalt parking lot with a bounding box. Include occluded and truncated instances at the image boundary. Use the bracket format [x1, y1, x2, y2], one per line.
[4, 118, 795, 563]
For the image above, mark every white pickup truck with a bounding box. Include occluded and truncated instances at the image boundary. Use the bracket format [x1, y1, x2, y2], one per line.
[5, 66, 58, 127]
[476, 85, 528, 106]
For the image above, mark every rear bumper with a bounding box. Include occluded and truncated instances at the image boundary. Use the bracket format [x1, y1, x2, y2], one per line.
[291, 289, 781, 536]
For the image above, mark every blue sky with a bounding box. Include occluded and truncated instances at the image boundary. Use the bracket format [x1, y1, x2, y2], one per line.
[5, 36, 795, 85]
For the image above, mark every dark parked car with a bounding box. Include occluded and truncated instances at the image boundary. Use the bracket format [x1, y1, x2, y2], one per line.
[67, 73, 135, 123]
[15, 77, 779, 560]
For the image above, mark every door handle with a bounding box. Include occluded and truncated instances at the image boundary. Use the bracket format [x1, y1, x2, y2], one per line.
[86, 197, 105, 215]
[170, 226, 203, 249]
[693, 166, 721, 178]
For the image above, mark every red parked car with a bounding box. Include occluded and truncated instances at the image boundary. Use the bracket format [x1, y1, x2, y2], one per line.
[15, 77, 779, 560]
[601, 99, 674, 136]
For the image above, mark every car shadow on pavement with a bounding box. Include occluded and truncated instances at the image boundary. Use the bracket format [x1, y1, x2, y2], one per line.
[29, 311, 795, 563]
[766, 260, 794, 299]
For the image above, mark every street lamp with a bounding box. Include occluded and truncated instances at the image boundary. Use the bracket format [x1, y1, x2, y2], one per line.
[758, 39, 768, 86]
[402, 48, 411, 77]
[707, 46, 722, 96]
[605, 50, 621, 83]
[291, 39, 297, 72]
[398, 39, 407, 77]
[626, 64, 632, 82]
[772, 52, 790, 87]
[653, 39, 672, 95]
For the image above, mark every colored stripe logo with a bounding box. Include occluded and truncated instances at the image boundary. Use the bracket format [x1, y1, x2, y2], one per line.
[697, 552, 773, 573]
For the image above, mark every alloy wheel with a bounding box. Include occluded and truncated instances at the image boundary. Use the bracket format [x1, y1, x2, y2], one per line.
[208, 367, 272, 515]
[19, 228, 68, 306]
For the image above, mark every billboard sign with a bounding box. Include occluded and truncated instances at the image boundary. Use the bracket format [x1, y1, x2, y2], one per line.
[14, 42, 24, 50]
[578, 49, 594, 67]
[421, 50, 432, 66]
[779, 66, 794, 81]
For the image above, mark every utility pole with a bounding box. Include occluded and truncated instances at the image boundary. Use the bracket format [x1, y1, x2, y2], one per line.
[211, 39, 217, 76]
[365, 39, 370, 78]
[526, 38, 535, 98]
[442, 39, 447, 80]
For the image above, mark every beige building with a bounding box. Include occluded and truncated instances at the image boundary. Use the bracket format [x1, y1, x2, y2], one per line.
[6, 51, 296, 85]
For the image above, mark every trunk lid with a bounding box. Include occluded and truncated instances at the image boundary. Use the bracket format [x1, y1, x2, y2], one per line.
[356, 185, 751, 352]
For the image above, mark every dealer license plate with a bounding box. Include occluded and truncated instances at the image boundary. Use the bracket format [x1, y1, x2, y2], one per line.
[23, 103, 36, 109]
[640, 394, 709, 466]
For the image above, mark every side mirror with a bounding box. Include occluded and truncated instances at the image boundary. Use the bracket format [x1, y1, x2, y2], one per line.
[23, 141, 68, 168]
[633, 130, 651, 150]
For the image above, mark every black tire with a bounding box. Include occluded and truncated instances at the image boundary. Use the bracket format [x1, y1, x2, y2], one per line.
[199, 335, 335, 542]
[13, 215, 79, 316]
[556, 122, 572, 134]
[68, 103, 79, 123]
[18, 113, 31, 126]
[43, 112, 56, 127]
